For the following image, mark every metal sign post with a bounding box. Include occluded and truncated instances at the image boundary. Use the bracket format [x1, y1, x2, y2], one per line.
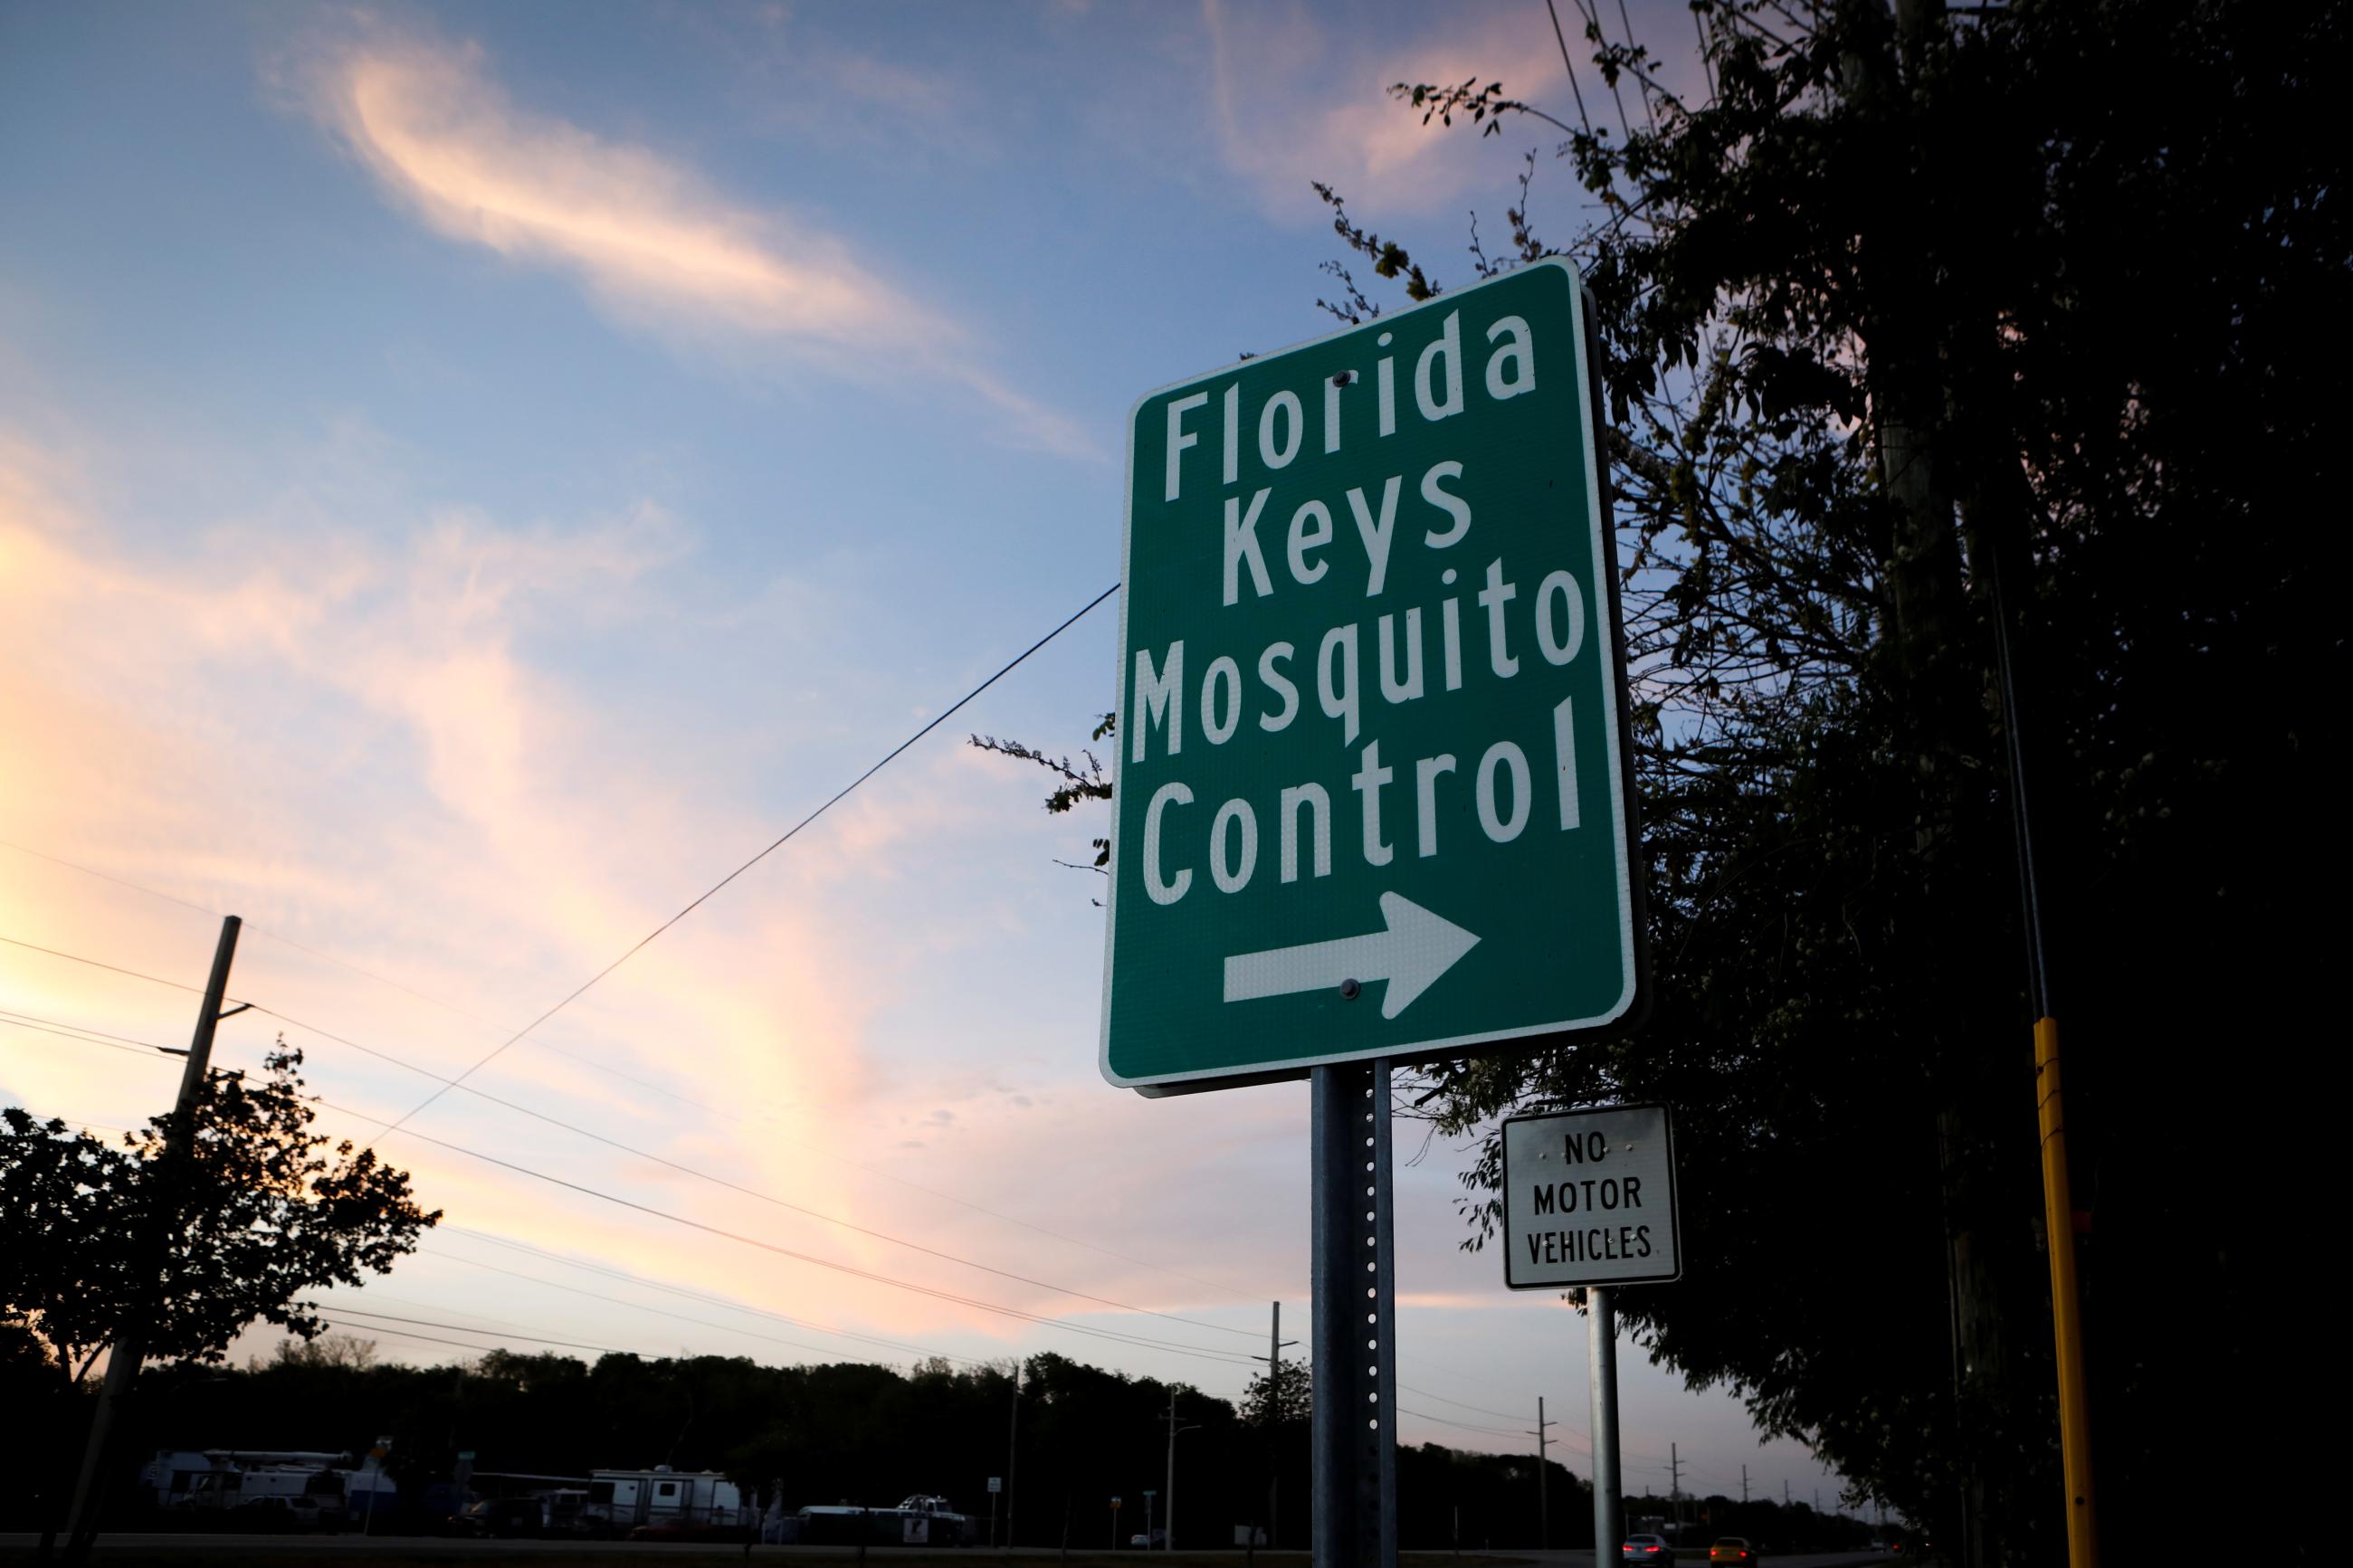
[1310, 1060, 1396, 1568]
[1589, 1287, 1623, 1563]
[1501, 1105, 1680, 1565]
[1106, 261, 1651, 1568]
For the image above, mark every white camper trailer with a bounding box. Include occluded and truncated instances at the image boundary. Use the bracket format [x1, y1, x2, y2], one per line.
[584, 1466, 746, 1533]
[181, 1450, 348, 1525]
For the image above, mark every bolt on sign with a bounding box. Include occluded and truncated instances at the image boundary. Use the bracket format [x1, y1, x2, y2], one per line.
[1500, 1104, 1681, 1288]
[1102, 259, 1647, 1091]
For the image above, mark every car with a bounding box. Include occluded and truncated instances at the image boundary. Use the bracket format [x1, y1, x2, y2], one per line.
[1624, 1535, 1675, 1565]
[457, 1497, 546, 1538]
[1709, 1536, 1759, 1565]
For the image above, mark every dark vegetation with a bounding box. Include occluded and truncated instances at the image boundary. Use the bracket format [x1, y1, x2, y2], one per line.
[986, 0, 2342, 1558]
[0, 1343, 1729, 1550]
[3, 1045, 437, 1544]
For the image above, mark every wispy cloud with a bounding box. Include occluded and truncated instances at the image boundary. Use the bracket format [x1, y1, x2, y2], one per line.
[294, 26, 1094, 459]
[0, 423, 1224, 1345]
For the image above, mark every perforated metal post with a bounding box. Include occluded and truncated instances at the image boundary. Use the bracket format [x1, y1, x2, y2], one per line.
[1310, 1059, 1396, 1568]
[1590, 1286, 1623, 1564]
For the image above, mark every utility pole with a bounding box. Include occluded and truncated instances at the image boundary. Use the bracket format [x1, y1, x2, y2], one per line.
[1161, 1386, 1200, 1549]
[1529, 1396, 1557, 1548]
[1005, 1362, 1022, 1549]
[1742, 1464, 1749, 1505]
[62, 916, 244, 1563]
[1986, 480, 2100, 1568]
[1669, 1443, 1682, 1526]
[1250, 1300, 1297, 1549]
[1784, 1480, 1791, 1509]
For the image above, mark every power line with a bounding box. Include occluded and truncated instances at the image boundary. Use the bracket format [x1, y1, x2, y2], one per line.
[414, 1245, 981, 1369]
[308, 1092, 1262, 1370]
[0, 841, 841, 1142]
[1396, 1383, 1555, 1429]
[0, 1012, 170, 1064]
[308, 1299, 964, 1381]
[1544, 0, 1596, 134]
[378, 583, 1121, 1136]
[0, 1007, 171, 1054]
[2, 1016, 1257, 1368]
[309, 1318, 549, 1360]
[8, 1003, 1550, 1440]
[233, 1001, 1260, 1340]
[1397, 1406, 1526, 1441]
[321, 1289, 548, 1340]
[0, 933, 207, 996]
[2, 845, 1272, 1307]
[436, 1227, 982, 1364]
[7, 1030, 1572, 1441]
[0, 990, 1260, 1343]
[306, 1306, 628, 1358]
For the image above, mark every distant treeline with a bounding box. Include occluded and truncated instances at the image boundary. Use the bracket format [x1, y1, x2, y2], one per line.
[0, 1333, 1870, 1549]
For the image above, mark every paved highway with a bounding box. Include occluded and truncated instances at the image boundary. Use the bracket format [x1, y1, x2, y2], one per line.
[0, 1537, 1895, 1566]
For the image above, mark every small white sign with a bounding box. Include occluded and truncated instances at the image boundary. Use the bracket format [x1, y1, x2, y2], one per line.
[1501, 1103, 1681, 1288]
[988, 1478, 1003, 1494]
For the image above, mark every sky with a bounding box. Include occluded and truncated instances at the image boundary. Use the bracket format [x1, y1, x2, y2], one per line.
[0, 0, 1848, 1514]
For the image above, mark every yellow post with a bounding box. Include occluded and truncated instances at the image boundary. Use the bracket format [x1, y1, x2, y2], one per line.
[2035, 1016, 2099, 1567]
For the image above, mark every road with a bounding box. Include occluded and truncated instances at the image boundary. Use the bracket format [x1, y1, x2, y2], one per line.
[0, 1538, 1895, 1568]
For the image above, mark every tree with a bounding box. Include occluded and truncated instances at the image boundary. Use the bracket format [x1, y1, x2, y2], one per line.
[1239, 1357, 1310, 1428]
[983, 1, 2342, 1556]
[2, 1042, 439, 1388]
[266, 1333, 380, 1372]
[1366, 1, 2342, 1557]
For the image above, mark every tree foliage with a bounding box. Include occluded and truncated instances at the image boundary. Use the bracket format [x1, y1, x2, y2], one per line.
[1239, 1355, 1310, 1428]
[1372, 0, 2342, 1554]
[1, 1043, 441, 1386]
[986, 0, 2341, 1555]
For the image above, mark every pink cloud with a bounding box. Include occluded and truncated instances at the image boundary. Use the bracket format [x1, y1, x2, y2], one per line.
[291, 25, 1094, 459]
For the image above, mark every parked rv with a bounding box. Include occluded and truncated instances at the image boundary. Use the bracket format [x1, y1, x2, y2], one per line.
[581, 1465, 750, 1539]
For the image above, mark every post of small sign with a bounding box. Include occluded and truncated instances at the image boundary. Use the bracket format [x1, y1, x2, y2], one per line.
[1501, 1106, 1681, 1563]
[1104, 259, 1650, 1568]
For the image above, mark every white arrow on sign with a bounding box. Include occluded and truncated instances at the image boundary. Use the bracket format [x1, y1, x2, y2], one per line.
[1223, 891, 1480, 1020]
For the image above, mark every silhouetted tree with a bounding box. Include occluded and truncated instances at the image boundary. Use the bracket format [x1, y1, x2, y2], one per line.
[979, 1, 2343, 1558]
[3, 1045, 437, 1387]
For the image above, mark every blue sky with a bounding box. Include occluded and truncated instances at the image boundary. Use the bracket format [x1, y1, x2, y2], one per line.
[0, 0, 1846, 1513]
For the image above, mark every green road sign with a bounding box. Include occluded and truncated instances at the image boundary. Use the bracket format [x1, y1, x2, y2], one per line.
[1102, 259, 1645, 1091]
